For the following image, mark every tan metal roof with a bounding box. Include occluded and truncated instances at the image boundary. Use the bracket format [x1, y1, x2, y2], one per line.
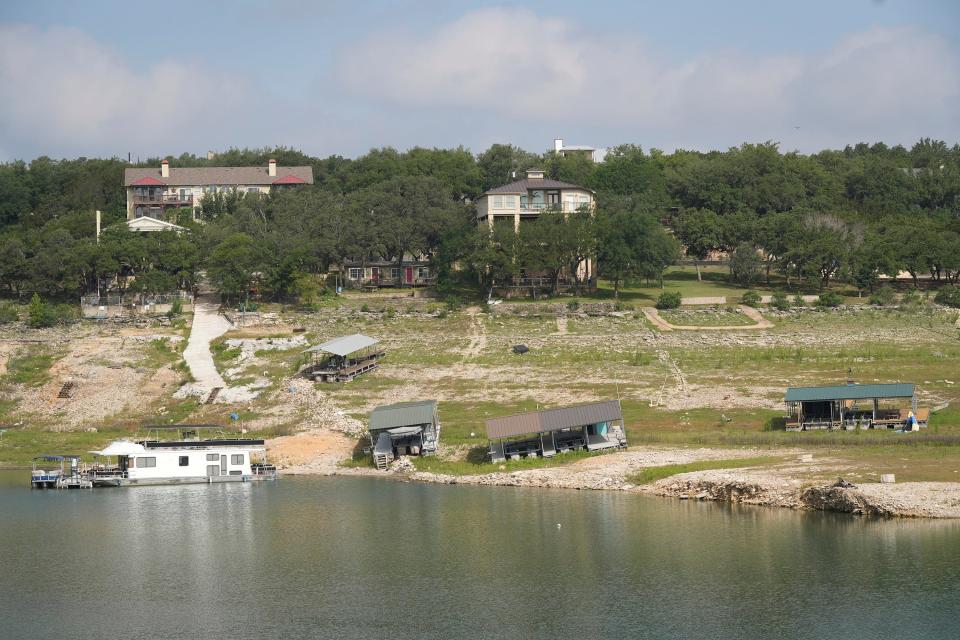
[124, 165, 314, 187]
[485, 400, 622, 439]
[303, 334, 378, 357]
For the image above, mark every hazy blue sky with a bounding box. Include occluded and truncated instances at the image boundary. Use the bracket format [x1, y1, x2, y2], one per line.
[1, 0, 958, 160]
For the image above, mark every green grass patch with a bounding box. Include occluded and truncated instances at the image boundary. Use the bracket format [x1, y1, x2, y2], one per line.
[3, 348, 57, 387]
[658, 308, 758, 327]
[629, 455, 784, 485]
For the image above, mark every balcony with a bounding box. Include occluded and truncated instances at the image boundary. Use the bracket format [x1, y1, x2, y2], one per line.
[132, 193, 194, 206]
[519, 202, 590, 212]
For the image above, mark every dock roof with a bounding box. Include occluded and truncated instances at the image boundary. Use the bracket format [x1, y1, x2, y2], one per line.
[369, 400, 438, 432]
[304, 334, 378, 357]
[485, 400, 622, 439]
[784, 383, 915, 403]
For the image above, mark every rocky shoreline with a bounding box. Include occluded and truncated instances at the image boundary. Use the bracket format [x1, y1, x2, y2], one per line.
[313, 447, 960, 519]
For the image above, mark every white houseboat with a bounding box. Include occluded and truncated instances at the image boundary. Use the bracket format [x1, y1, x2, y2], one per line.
[89, 437, 276, 487]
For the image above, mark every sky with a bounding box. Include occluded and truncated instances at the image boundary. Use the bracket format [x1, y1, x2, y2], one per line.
[0, 0, 958, 161]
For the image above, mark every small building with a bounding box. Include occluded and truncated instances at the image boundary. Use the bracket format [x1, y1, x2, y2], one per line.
[340, 259, 433, 289]
[486, 400, 626, 463]
[368, 400, 441, 470]
[302, 334, 384, 382]
[784, 383, 928, 431]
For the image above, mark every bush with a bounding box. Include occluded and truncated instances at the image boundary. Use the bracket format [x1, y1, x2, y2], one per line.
[729, 243, 762, 287]
[566, 300, 580, 311]
[934, 286, 960, 308]
[656, 291, 682, 310]
[0, 301, 19, 324]
[868, 285, 896, 306]
[52, 304, 80, 325]
[614, 300, 633, 312]
[816, 290, 843, 308]
[770, 292, 790, 311]
[900, 288, 922, 306]
[27, 293, 55, 328]
[445, 295, 463, 311]
[741, 290, 761, 307]
[167, 298, 183, 318]
[793, 294, 806, 308]
[360, 303, 371, 313]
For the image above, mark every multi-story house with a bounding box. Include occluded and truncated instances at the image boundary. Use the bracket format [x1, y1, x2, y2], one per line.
[123, 159, 314, 222]
[475, 169, 596, 289]
[475, 169, 595, 230]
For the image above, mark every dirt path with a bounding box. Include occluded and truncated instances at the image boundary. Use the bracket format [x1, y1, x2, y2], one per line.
[555, 316, 568, 334]
[177, 294, 230, 398]
[642, 305, 772, 331]
[461, 306, 487, 360]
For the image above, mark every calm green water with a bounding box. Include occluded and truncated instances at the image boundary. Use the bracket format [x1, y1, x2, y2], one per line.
[1, 471, 959, 640]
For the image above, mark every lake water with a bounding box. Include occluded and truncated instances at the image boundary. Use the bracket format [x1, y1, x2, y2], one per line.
[1, 471, 959, 640]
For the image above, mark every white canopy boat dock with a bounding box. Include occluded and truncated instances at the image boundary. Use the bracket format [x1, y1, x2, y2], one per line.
[302, 334, 384, 382]
[486, 400, 627, 463]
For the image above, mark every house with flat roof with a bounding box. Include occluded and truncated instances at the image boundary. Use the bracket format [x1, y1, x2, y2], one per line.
[486, 400, 626, 462]
[784, 382, 927, 431]
[368, 400, 440, 470]
[553, 138, 607, 163]
[123, 159, 313, 222]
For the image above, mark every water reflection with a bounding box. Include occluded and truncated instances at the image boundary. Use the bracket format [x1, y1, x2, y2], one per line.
[1, 473, 958, 640]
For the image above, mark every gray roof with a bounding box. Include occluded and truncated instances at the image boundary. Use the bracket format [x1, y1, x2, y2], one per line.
[785, 383, 915, 403]
[304, 334, 378, 357]
[370, 400, 438, 432]
[124, 165, 314, 187]
[486, 400, 622, 439]
[483, 178, 592, 195]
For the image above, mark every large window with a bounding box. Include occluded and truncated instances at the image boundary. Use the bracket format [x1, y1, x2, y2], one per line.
[230, 454, 244, 465]
[178, 456, 189, 467]
[137, 457, 157, 468]
[348, 268, 363, 280]
[492, 195, 516, 209]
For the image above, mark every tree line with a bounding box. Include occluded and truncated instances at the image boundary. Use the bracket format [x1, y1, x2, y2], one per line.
[0, 139, 958, 303]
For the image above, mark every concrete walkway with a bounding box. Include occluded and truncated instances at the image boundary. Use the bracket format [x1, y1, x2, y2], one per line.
[180, 294, 231, 395]
[642, 305, 773, 331]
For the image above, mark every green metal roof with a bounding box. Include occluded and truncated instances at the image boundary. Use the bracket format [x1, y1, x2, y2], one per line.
[784, 383, 915, 403]
[369, 400, 438, 432]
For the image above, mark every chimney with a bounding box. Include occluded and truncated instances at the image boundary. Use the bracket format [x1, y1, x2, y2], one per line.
[160, 159, 169, 178]
[526, 169, 545, 180]
[554, 138, 563, 153]
[268, 158, 277, 177]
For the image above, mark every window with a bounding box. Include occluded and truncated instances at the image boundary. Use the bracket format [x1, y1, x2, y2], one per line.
[137, 457, 157, 468]
[390, 268, 401, 279]
[229, 470, 242, 476]
[492, 195, 516, 209]
[178, 456, 189, 467]
[206, 465, 219, 477]
[206, 453, 219, 461]
[348, 268, 363, 280]
[247, 187, 260, 194]
[204, 185, 216, 194]
[230, 454, 244, 465]
[418, 267, 430, 279]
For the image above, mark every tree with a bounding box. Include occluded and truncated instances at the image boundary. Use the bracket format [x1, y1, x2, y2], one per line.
[27, 292, 55, 328]
[673, 208, 723, 280]
[729, 243, 762, 287]
[207, 233, 262, 303]
[596, 201, 679, 297]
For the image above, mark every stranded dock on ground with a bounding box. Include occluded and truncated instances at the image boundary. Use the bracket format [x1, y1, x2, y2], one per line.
[784, 382, 929, 431]
[486, 400, 627, 463]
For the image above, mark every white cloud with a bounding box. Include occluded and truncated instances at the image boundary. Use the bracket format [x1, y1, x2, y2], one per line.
[339, 8, 960, 149]
[0, 25, 258, 159]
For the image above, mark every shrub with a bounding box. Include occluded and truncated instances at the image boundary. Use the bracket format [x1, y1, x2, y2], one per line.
[360, 303, 371, 313]
[816, 290, 843, 308]
[167, 298, 183, 318]
[52, 304, 80, 325]
[900, 288, 922, 306]
[934, 286, 960, 308]
[27, 293, 55, 328]
[793, 294, 806, 308]
[445, 295, 463, 311]
[729, 243, 762, 287]
[614, 300, 633, 312]
[868, 285, 896, 306]
[566, 300, 580, 311]
[0, 302, 18, 324]
[741, 290, 761, 307]
[656, 291, 681, 310]
[770, 292, 790, 311]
